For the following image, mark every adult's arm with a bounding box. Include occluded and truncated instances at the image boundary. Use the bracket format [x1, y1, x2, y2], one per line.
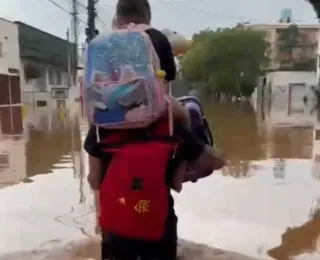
[177, 124, 226, 180]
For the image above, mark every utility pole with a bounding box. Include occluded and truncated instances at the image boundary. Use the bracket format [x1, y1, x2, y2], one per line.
[86, 0, 98, 42]
[66, 29, 71, 87]
[71, 0, 79, 83]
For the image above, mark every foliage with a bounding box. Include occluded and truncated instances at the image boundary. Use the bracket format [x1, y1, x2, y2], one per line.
[307, 0, 320, 19]
[277, 24, 301, 45]
[276, 24, 316, 71]
[181, 27, 269, 97]
[277, 24, 301, 58]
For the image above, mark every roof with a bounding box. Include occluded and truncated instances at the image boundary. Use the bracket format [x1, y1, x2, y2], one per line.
[0, 17, 13, 23]
[245, 22, 319, 29]
[14, 21, 66, 42]
[15, 21, 78, 68]
[0, 17, 17, 26]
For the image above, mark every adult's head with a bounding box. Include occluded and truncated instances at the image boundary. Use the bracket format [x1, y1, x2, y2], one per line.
[115, 0, 151, 25]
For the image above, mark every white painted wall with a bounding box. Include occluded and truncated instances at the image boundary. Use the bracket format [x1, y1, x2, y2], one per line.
[316, 24, 320, 86]
[312, 119, 320, 179]
[0, 18, 20, 76]
[0, 137, 26, 185]
[265, 71, 317, 126]
[267, 71, 317, 87]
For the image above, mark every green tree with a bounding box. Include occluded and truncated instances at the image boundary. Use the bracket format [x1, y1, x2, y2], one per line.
[181, 27, 269, 97]
[307, 0, 320, 19]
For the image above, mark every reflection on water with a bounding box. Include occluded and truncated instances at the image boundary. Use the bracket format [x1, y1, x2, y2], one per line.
[0, 101, 320, 259]
[268, 211, 320, 260]
[25, 118, 81, 178]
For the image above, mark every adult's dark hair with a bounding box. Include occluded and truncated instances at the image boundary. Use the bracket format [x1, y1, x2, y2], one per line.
[116, 0, 151, 25]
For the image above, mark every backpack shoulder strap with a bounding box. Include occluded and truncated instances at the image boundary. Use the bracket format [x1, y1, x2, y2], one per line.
[125, 23, 161, 73]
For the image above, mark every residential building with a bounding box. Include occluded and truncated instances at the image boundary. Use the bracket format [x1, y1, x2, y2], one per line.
[16, 22, 79, 110]
[245, 22, 319, 70]
[0, 18, 23, 135]
[316, 25, 320, 85]
[312, 116, 320, 179]
[255, 71, 317, 127]
[0, 135, 27, 188]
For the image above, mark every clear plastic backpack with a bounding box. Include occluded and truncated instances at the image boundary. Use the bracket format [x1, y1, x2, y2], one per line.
[84, 23, 168, 129]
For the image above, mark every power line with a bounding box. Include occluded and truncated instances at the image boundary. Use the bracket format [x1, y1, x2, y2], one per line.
[91, 0, 316, 24]
[45, 0, 86, 24]
[159, 0, 315, 23]
[74, 0, 86, 9]
[69, 0, 108, 27]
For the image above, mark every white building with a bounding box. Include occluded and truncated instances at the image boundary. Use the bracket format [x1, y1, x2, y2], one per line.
[255, 71, 318, 127]
[313, 116, 320, 179]
[15, 21, 79, 111]
[0, 135, 27, 188]
[0, 18, 20, 76]
[245, 22, 319, 70]
[0, 18, 23, 135]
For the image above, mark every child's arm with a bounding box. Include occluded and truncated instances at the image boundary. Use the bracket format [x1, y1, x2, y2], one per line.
[88, 155, 103, 190]
[87, 155, 103, 234]
[169, 96, 191, 129]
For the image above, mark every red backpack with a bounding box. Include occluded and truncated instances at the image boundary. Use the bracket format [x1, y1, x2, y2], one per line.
[98, 115, 177, 240]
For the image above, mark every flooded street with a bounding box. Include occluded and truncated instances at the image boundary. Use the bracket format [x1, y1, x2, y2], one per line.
[0, 102, 320, 260]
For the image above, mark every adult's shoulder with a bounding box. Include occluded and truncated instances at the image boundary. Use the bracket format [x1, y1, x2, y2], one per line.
[145, 28, 169, 42]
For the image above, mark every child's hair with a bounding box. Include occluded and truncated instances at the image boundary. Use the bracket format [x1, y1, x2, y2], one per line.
[115, 0, 151, 25]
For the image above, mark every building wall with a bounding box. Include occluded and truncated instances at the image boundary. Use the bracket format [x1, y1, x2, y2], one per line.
[316, 25, 320, 85]
[0, 18, 23, 134]
[20, 60, 72, 92]
[20, 59, 75, 110]
[0, 137, 26, 186]
[246, 23, 319, 70]
[16, 21, 78, 112]
[0, 18, 20, 75]
[16, 21, 77, 69]
[265, 71, 317, 126]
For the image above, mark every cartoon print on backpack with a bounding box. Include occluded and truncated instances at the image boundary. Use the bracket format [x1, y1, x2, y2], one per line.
[88, 67, 153, 125]
[85, 27, 167, 129]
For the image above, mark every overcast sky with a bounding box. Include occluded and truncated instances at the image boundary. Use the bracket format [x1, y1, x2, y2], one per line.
[0, 0, 318, 43]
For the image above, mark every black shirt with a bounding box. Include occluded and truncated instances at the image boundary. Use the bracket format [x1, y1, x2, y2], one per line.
[145, 28, 176, 82]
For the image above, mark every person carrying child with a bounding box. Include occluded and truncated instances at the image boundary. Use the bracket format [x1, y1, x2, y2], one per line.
[84, 0, 226, 259]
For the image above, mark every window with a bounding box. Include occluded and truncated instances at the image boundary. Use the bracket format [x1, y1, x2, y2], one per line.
[51, 88, 69, 99]
[0, 153, 9, 171]
[48, 68, 55, 85]
[316, 130, 320, 141]
[63, 71, 71, 86]
[56, 70, 62, 85]
[36, 100, 47, 107]
[0, 42, 3, 57]
[34, 67, 47, 92]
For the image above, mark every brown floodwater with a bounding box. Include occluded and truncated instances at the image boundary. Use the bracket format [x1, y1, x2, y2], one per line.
[0, 102, 320, 260]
